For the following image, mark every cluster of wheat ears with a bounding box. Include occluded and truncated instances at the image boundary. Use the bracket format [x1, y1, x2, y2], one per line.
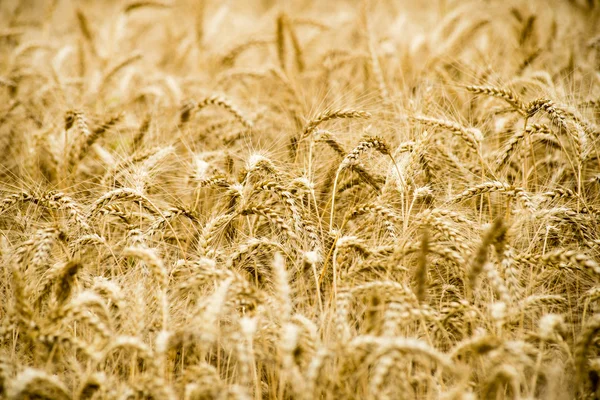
[1, 0, 600, 399]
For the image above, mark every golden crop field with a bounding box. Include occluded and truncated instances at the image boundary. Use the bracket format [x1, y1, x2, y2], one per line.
[1, 0, 600, 398]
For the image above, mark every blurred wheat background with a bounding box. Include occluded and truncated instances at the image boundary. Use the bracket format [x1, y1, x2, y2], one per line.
[1, 0, 600, 398]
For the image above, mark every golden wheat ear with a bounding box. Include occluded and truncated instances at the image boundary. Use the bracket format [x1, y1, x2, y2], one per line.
[302, 109, 371, 139]
[465, 85, 526, 114]
[180, 95, 253, 129]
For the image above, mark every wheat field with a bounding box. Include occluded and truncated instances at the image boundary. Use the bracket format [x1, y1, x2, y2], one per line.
[1, 0, 600, 399]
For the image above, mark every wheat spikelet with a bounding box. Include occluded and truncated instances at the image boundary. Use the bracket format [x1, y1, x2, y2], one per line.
[526, 98, 569, 131]
[181, 95, 253, 129]
[499, 249, 523, 301]
[88, 187, 156, 217]
[279, 323, 312, 398]
[28, 227, 65, 271]
[146, 205, 197, 234]
[252, 180, 303, 233]
[348, 335, 453, 370]
[450, 181, 509, 202]
[483, 262, 511, 304]
[242, 205, 297, 241]
[100, 146, 167, 187]
[272, 252, 292, 322]
[9, 265, 37, 332]
[123, 1, 171, 14]
[98, 53, 142, 95]
[286, 18, 305, 72]
[495, 123, 549, 169]
[220, 38, 273, 67]
[340, 136, 391, 170]
[369, 349, 414, 397]
[392, 242, 466, 271]
[197, 212, 236, 256]
[449, 332, 502, 359]
[0, 191, 39, 214]
[0, 77, 16, 88]
[576, 314, 600, 389]
[76, 112, 123, 163]
[515, 295, 567, 318]
[241, 153, 280, 183]
[417, 208, 475, 226]
[419, 213, 470, 254]
[469, 219, 506, 293]
[538, 314, 566, 341]
[52, 291, 113, 340]
[96, 336, 158, 371]
[315, 130, 382, 190]
[276, 13, 287, 72]
[217, 67, 271, 87]
[579, 99, 600, 108]
[196, 278, 233, 344]
[122, 246, 167, 288]
[123, 246, 169, 328]
[75, 9, 97, 57]
[235, 316, 258, 388]
[466, 85, 526, 113]
[67, 109, 91, 170]
[76, 372, 106, 400]
[228, 240, 282, 273]
[412, 116, 481, 151]
[43, 191, 90, 230]
[131, 115, 151, 151]
[540, 249, 600, 275]
[347, 202, 399, 238]
[33, 260, 82, 307]
[7, 368, 70, 400]
[303, 347, 331, 400]
[414, 225, 429, 302]
[540, 188, 578, 204]
[334, 288, 353, 341]
[366, 32, 391, 108]
[91, 277, 126, 311]
[302, 109, 371, 138]
[350, 281, 433, 321]
[482, 364, 520, 398]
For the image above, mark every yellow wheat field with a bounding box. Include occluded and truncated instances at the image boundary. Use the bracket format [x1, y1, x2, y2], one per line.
[1, 0, 600, 398]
